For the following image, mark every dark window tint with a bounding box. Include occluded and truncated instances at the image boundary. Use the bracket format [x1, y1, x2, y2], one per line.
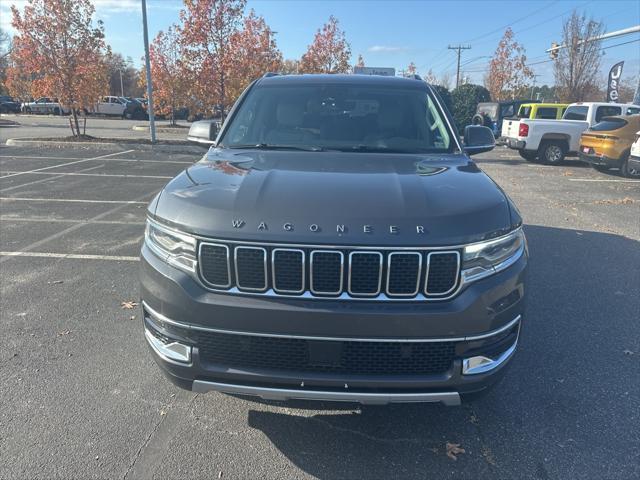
[627, 107, 640, 115]
[590, 118, 627, 131]
[536, 107, 559, 119]
[595, 106, 622, 122]
[500, 104, 515, 118]
[517, 106, 532, 118]
[563, 106, 588, 120]
[223, 84, 453, 153]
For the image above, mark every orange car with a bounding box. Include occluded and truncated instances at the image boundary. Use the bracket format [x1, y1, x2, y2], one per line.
[579, 114, 640, 177]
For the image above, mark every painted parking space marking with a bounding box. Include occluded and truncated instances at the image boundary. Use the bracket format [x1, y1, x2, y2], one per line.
[0, 164, 106, 193]
[0, 191, 154, 265]
[568, 178, 640, 183]
[0, 197, 148, 204]
[0, 216, 145, 225]
[0, 149, 136, 179]
[0, 251, 140, 261]
[0, 155, 194, 165]
[1, 171, 173, 180]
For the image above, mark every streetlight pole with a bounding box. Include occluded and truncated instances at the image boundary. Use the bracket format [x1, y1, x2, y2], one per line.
[141, 0, 156, 143]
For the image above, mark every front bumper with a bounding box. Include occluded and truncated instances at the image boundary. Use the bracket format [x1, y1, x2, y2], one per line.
[140, 244, 527, 405]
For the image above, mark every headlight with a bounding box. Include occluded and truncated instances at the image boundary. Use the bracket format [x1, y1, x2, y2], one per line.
[145, 218, 197, 272]
[461, 228, 526, 283]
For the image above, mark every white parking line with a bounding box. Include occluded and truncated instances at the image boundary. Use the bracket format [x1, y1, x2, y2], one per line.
[0, 164, 106, 193]
[0, 149, 136, 179]
[0, 216, 144, 225]
[0, 155, 194, 164]
[0, 251, 140, 261]
[568, 178, 640, 183]
[1, 171, 172, 179]
[0, 191, 154, 265]
[0, 197, 148, 204]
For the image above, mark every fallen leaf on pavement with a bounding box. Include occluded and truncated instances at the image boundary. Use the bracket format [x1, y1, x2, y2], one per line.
[446, 442, 465, 460]
[121, 301, 139, 310]
[57, 330, 72, 336]
[47, 280, 64, 285]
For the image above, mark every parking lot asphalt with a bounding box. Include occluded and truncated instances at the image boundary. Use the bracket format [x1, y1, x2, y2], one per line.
[0, 143, 638, 480]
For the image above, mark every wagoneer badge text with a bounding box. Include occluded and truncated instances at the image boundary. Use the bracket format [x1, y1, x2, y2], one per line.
[232, 220, 426, 234]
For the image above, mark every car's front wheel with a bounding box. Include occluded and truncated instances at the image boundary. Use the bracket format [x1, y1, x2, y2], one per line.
[539, 141, 565, 165]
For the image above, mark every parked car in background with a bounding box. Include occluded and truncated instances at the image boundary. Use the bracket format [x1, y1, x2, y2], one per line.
[517, 103, 567, 120]
[628, 130, 640, 174]
[88, 96, 127, 117]
[122, 98, 148, 120]
[473, 100, 538, 137]
[579, 115, 640, 178]
[22, 97, 70, 115]
[0, 95, 22, 113]
[502, 102, 640, 163]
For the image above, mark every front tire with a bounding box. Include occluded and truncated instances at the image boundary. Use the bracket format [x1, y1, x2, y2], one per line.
[539, 141, 565, 165]
[518, 150, 537, 162]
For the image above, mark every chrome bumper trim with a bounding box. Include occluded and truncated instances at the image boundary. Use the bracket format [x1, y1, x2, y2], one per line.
[192, 380, 461, 406]
[144, 328, 192, 365]
[462, 320, 521, 375]
[143, 301, 521, 343]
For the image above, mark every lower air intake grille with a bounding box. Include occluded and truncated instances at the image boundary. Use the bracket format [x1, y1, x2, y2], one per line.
[197, 331, 456, 375]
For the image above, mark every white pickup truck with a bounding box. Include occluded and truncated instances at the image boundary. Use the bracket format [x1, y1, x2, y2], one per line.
[502, 102, 640, 164]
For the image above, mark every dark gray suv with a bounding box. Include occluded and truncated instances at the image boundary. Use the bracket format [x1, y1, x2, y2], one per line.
[140, 73, 527, 406]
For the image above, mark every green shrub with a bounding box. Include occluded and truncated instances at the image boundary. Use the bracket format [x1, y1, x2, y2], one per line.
[451, 84, 491, 133]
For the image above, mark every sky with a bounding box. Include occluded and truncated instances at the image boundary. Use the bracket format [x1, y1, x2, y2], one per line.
[2, 0, 639, 87]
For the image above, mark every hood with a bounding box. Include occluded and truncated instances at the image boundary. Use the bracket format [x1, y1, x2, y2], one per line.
[153, 149, 512, 246]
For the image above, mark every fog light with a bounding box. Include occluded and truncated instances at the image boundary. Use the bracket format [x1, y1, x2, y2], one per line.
[462, 341, 517, 375]
[144, 328, 192, 364]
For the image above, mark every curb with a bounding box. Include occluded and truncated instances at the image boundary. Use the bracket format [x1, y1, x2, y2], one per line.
[5, 138, 208, 154]
[132, 125, 190, 133]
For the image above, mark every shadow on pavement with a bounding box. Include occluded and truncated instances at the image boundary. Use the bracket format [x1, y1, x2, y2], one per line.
[244, 224, 640, 480]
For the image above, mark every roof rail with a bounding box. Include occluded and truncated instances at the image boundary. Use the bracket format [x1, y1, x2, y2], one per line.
[262, 72, 280, 78]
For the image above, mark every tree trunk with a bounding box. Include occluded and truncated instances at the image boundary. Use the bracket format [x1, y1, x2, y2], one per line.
[71, 107, 81, 137]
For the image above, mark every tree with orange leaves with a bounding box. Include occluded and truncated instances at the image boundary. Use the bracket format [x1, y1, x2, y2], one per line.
[10, 0, 108, 136]
[179, 0, 247, 118]
[300, 16, 351, 74]
[228, 10, 283, 101]
[147, 26, 191, 125]
[485, 27, 533, 101]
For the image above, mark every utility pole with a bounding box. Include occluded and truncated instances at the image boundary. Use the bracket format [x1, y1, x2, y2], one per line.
[141, 0, 156, 143]
[530, 74, 541, 100]
[448, 44, 471, 88]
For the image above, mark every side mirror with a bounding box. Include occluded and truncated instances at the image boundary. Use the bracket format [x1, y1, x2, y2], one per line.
[463, 125, 495, 156]
[187, 119, 220, 145]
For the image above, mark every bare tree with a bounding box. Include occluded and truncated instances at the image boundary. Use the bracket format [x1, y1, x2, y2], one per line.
[0, 27, 11, 94]
[554, 11, 604, 102]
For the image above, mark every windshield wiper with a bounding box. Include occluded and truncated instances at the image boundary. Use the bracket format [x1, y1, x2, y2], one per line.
[227, 143, 324, 152]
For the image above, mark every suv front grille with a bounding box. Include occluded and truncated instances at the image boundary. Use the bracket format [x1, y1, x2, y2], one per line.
[199, 241, 461, 300]
[196, 331, 456, 375]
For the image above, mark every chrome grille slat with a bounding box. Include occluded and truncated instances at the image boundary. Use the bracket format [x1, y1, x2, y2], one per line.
[198, 240, 462, 301]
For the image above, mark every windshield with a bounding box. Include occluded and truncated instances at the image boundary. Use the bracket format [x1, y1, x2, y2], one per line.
[590, 118, 627, 131]
[476, 103, 498, 121]
[221, 84, 453, 153]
